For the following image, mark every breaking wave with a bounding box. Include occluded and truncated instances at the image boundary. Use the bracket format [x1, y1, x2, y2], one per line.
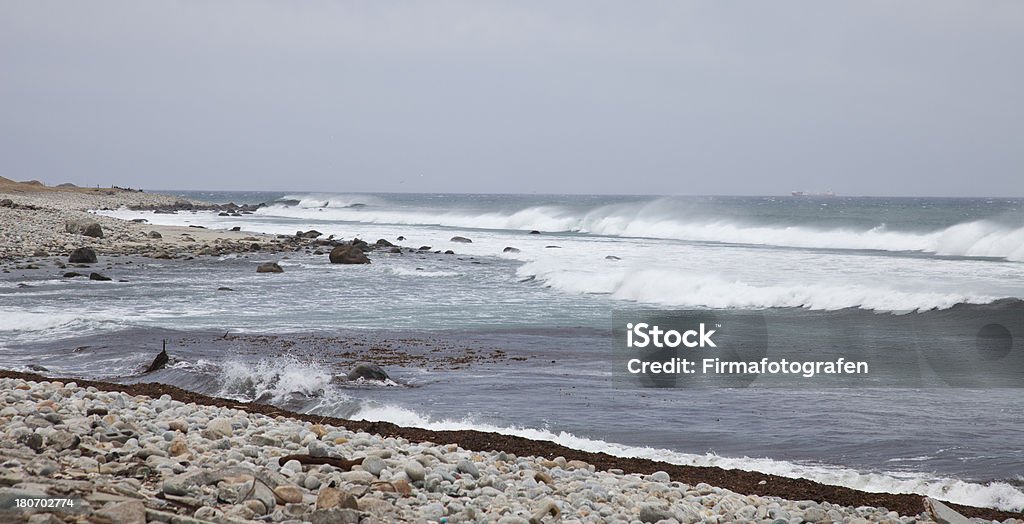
[0, 310, 125, 342]
[260, 196, 1024, 261]
[219, 358, 341, 404]
[516, 265, 999, 312]
[216, 358, 397, 411]
[276, 193, 384, 209]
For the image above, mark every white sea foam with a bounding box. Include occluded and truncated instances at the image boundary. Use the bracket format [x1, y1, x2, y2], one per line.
[388, 267, 462, 278]
[97, 204, 1023, 312]
[219, 358, 340, 403]
[350, 403, 1024, 512]
[279, 193, 385, 209]
[256, 199, 1024, 261]
[517, 264, 999, 311]
[0, 310, 122, 341]
[0, 311, 82, 332]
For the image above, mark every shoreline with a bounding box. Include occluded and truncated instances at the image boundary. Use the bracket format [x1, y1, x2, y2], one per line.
[2, 183, 1022, 521]
[1, 180, 304, 262]
[1, 370, 1019, 522]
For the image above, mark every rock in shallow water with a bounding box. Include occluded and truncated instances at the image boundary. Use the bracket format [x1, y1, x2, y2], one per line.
[329, 244, 370, 264]
[346, 363, 389, 382]
[256, 261, 284, 273]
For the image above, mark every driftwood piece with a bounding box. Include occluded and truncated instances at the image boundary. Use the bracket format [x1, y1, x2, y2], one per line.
[276, 454, 363, 471]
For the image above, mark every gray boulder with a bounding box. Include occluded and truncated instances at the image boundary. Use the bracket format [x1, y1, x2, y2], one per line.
[310, 508, 362, 524]
[347, 363, 389, 381]
[329, 244, 370, 264]
[65, 218, 104, 238]
[68, 247, 97, 264]
[95, 500, 146, 524]
[638, 503, 674, 523]
[456, 460, 480, 478]
[361, 456, 386, 476]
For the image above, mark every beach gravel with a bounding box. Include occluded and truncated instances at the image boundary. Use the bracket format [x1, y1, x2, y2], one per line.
[0, 185, 300, 261]
[3, 378, 1009, 524]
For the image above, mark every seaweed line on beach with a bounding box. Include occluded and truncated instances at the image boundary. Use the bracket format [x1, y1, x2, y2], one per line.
[1, 370, 1019, 522]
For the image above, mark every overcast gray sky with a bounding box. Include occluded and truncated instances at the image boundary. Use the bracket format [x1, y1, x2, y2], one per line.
[1, 1, 1022, 196]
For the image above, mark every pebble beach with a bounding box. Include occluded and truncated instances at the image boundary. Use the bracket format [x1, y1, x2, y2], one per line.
[2, 181, 1023, 523]
[2, 375, 1006, 524]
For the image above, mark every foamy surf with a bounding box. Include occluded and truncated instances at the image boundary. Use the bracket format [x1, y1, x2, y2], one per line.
[219, 358, 341, 404]
[0, 309, 125, 342]
[94, 205, 1024, 313]
[257, 196, 1024, 261]
[349, 403, 1024, 512]
[215, 358, 400, 410]
[277, 193, 385, 209]
[388, 267, 462, 278]
[517, 265, 1000, 312]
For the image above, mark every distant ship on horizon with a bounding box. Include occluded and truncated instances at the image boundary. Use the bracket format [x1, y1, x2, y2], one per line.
[791, 190, 836, 197]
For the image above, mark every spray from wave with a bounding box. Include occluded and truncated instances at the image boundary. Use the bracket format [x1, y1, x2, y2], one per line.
[349, 403, 1024, 512]
[215, 358, 398, 416]
[276, 193, 384, 209]
[219, 358, 340, 404]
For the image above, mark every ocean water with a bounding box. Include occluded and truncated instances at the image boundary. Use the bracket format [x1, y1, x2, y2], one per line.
[3, 192, 1024, 511]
